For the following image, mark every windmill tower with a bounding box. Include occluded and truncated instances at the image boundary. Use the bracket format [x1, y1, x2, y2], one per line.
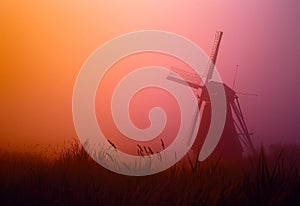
[168, 31, 255, 166]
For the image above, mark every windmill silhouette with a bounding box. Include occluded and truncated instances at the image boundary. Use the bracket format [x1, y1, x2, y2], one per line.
[167, 31, 256, 167]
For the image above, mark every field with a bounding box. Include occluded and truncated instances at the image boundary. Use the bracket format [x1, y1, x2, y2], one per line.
[0, 141, 300, 206]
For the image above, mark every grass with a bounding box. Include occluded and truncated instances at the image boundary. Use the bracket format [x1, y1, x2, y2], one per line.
[0, 141, 299, 206]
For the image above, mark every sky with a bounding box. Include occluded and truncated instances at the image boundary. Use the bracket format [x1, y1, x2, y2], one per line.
[0, 0, 299, 152]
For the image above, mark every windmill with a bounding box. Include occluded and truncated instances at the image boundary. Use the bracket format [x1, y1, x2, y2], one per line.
[167, 31, 256, 166]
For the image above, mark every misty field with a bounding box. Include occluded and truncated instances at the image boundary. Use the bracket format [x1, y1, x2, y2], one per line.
[0, 141, 300, 206]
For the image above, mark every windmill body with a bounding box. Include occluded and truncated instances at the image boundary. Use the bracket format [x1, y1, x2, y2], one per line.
[189, 82, 243, 164]
[167, 31, 255, 166]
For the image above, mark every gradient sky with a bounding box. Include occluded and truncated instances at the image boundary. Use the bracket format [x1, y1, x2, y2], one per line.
[1, 0, 299, 151]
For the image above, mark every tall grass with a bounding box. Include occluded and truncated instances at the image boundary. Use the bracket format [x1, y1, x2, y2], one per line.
[0, 141, 299, 206]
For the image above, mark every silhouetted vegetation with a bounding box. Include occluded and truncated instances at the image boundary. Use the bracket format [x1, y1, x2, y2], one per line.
[0, 141, 299, 206]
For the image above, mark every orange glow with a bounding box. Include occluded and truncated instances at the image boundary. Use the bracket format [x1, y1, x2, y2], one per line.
[0, 1, 213, 150]
[95, 52, 198, 154]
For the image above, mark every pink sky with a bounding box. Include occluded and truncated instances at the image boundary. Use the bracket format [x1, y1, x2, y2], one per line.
[1, 0, 299, 151]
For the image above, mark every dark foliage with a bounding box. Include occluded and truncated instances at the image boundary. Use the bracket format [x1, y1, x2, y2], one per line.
[0, 142, 299, 206]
